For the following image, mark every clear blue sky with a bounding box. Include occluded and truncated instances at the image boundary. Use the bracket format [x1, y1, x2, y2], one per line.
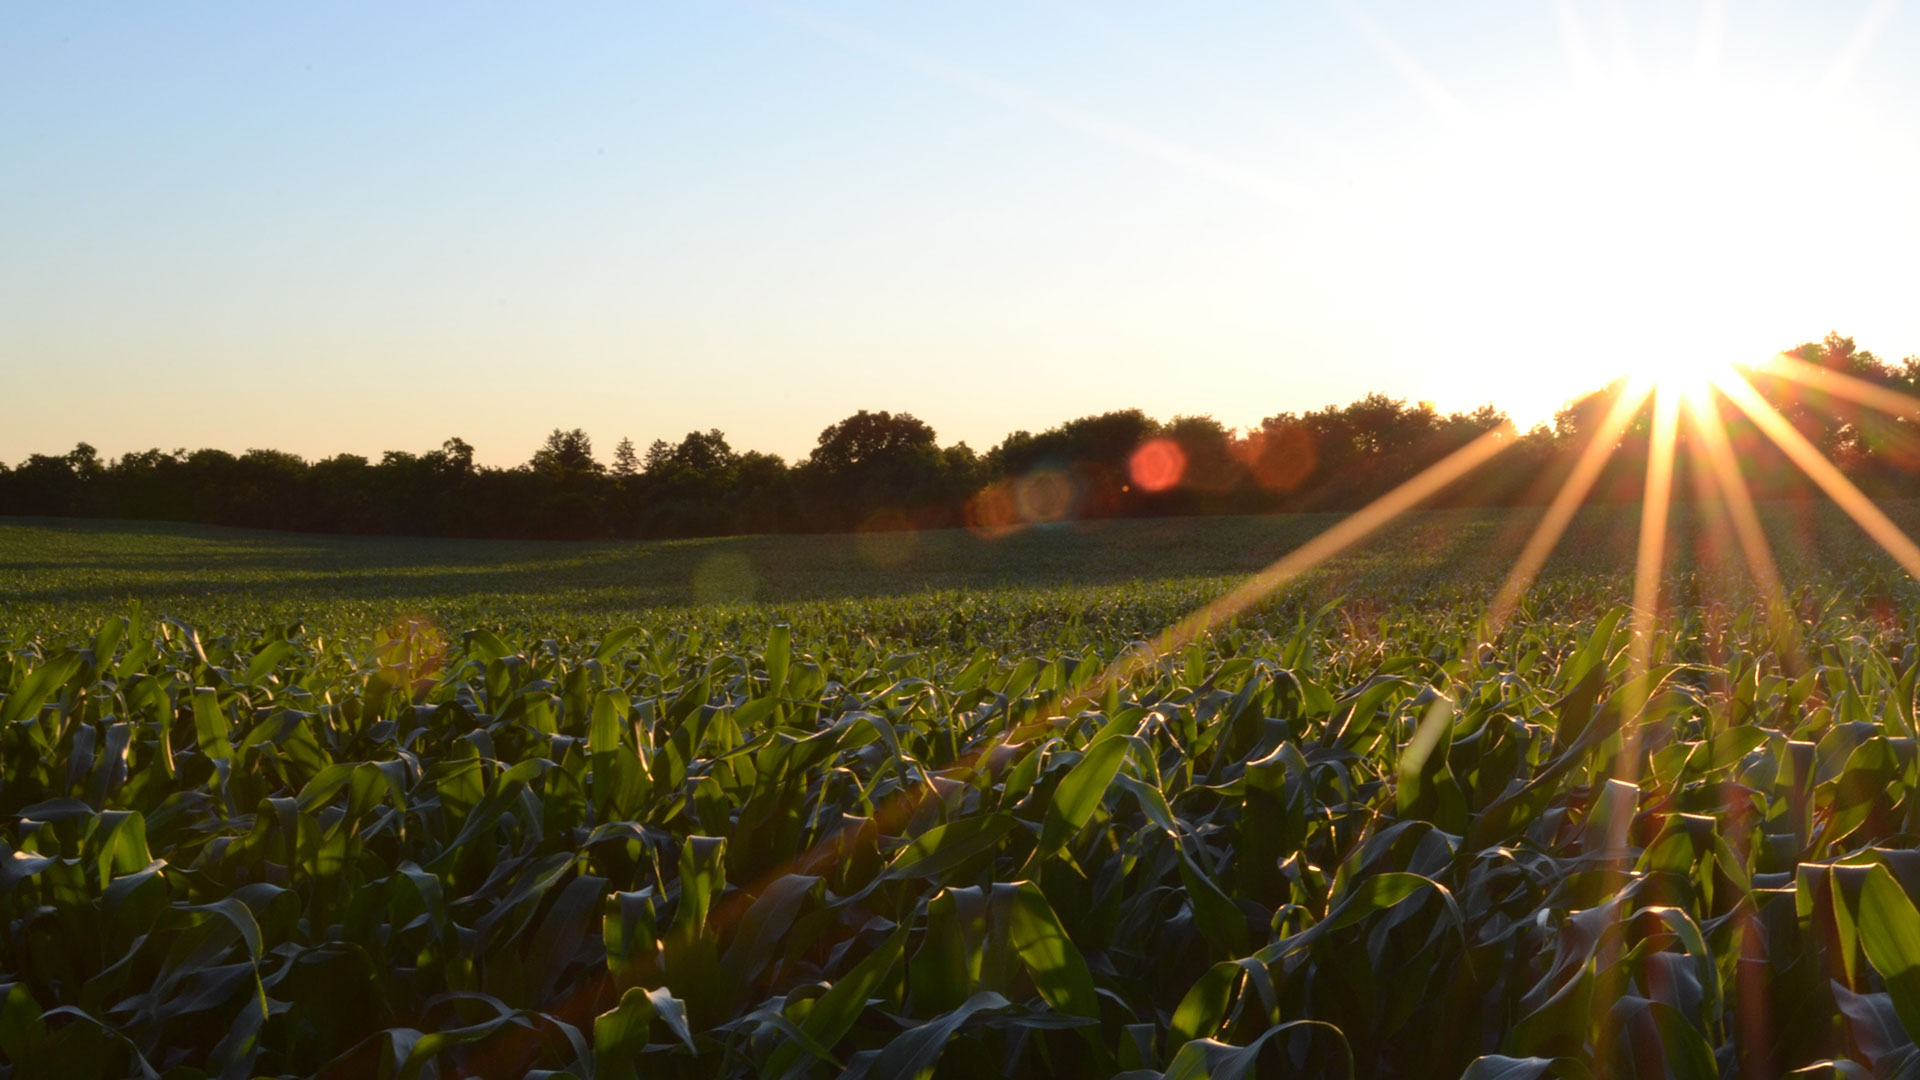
[5, 2, 1917, 466]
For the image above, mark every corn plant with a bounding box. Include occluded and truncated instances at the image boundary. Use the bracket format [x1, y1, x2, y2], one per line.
[5, 585, 1920, 1077]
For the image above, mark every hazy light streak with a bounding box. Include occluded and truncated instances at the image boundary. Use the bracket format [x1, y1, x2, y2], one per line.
[1682, 388, 1805, 668]
[1679, 426, 1744, 652]
[1084, 423, 1518, 702]
[1819, 0, 1901, 98]
[1333, 0, 1471, 125]
[1484, 379, 1654, 634]
[638, 420, 1521, 998]
[1614, 384, 1681, 808]
[1633, 388, 1683, 626]
[1716, 369, 1920, 580]
[1765, 352, 1920, 420]
[760, 2, 1306, 207]
[1693, 0, 1728, 82]
[1042, 0, 1360, 175]
[1552, 0, 1602, 90]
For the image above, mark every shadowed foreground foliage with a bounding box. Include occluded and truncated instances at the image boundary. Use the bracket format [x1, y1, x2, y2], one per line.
[9, 554, 1920, 1076]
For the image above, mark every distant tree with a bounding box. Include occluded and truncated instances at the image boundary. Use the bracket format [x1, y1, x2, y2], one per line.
[1749, 333, 1900, 471]
[731, 450, 794, 534]
[530, 428, 601, 479]
[1163, 415, 1240, 496]
[632, 430, 745, 537]
[1446, 404, 1508, 437]
[612, 437, 640, 477]
[541, 429, 597, 474]
[663, 430, 736, 473]
[801, 410, 957, 529]
[807, 411, 937, 473]
[517, 430, 605, 538]
[0, 447, 89, 515]
[987, 410, 1161, 479]
[66, 442, 104, 482]
[10, 333, 1917, 536]
[979, 410, 1163, 519]
[1891, 356, 1920, 399]
[1553, 380, 1629, 441]
[430, 437, 475, 475]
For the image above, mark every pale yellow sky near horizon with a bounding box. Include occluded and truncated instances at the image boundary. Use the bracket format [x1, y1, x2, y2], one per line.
[5, 2, 1918, 468]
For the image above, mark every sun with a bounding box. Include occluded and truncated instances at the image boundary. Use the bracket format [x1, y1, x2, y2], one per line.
[1392, 59, 1912, 428]
[1618, 352, 1735, 401]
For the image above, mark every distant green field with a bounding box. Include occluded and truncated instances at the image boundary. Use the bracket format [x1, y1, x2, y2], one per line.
[3, 501, 1902, 640]
[10, 505, 1920, 1076]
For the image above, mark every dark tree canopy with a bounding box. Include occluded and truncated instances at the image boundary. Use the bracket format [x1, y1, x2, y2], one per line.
[805, 411, 938, 473]
[530, 428, 601, 479]
[4, 334, 1914, 540]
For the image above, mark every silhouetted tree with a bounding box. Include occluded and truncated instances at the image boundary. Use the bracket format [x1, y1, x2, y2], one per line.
[8, 332, 1916, 539]
[530, 429, 601, 480]
[634, 430, 745, 537]
[611, 437, 639, 478]
[799, 410, 966, 530]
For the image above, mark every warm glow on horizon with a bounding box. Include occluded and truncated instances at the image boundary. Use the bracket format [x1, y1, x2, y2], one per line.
[3, 5, 1917, 465]
[1619, 354, 1735, 404]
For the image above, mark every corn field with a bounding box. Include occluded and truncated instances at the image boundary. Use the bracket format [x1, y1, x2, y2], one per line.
[5, 579, 1920, 1078]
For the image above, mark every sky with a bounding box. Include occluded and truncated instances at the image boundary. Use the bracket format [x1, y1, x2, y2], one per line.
[4, 1, 1919, 468]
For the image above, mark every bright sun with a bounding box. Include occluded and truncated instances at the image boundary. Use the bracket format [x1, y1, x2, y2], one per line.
[1391, 64, 1912, 428]
[1618, 352, 1736, 400]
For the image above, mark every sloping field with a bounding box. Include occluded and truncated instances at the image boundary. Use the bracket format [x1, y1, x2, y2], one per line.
[1, 499, 1899, 628]
[4, 507, 1920, 1077]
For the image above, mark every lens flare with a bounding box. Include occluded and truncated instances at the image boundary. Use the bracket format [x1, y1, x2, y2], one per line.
[1013, 467, 1076, 524]
[964, 481, 1021, 539]
[1128, 438, 1186, 493]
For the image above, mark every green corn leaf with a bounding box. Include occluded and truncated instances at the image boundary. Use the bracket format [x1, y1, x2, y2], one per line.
[765, 924, 909, 1080]
[1856, 864, 1920, 1042]
[594, 986, 656, 1080]
[1162, 1020, 1352, 1080]
[884, 813, 1018, 881]
[193, 687, 231, 761]
[1006, 881, 1098, 1019]
[1460, 1056, 1594, 1080]
[1, 651, 81, 730]
[1030, 735, 1129, 866]
[766, 624, 792, 698]
[859, 991, 1010, 1080]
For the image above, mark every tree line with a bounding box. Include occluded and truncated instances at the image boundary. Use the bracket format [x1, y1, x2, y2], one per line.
[4, 334, 1916, 541]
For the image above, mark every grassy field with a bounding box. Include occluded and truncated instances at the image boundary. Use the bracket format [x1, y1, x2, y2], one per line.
[7, 506, 1920, 1077]
[0, 510, 1494, 619]
[3, 499, 1905, 633]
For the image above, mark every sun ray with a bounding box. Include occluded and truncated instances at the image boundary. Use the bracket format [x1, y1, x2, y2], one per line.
[1691, 0, 1727, 83]
[1714, 368, 1920, 580]
[1613, 383, 1682, 806]
[758, 1, 1306, 207]
[1334, 1, 1471, 125]
[1551, 0, 1602, 91]
[1762, 351, 1920, 422]
[1679, 430, 1748, 720]
[1683, 386, 1806, 671]
[1676, 378, 1800, 1079]
[1587, 379, 1681, 1080]
[1079, 422, 1519, 703]
[1485, 378, 1655, 634]
[1633, 386, 1683, 628]
[1046, 0, 1359, 173]
[1818, 0, 1901, 98]
[672, 420, 1521, 963]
